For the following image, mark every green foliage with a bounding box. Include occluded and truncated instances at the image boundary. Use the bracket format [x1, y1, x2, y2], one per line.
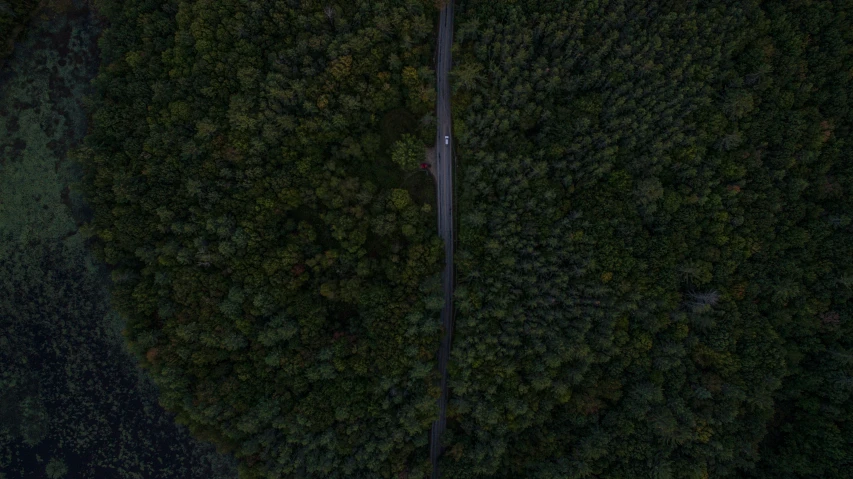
[80, 0, 442, 477]
[392, 134, 426, 170]
[446, 0, 853, 477]
[16, 0, 849, 477]
[391, 188, 413, 210]
[45, 457, 67, 479]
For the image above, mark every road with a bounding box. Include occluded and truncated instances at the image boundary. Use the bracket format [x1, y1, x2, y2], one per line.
[429, 1, 454, 478]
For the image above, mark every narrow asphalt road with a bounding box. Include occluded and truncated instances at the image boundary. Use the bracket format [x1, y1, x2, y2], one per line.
[429, 1, 454, 478]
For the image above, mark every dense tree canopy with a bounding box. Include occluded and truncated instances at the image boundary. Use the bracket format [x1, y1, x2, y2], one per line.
[444, 0, 853, 477]
[81, 0, 443, 477]
[77, 0, 853, 477]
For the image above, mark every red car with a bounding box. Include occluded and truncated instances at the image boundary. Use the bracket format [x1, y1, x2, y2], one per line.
[420, 162, 431, 169]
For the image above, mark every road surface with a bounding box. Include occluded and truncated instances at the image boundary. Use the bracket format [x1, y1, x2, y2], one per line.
[429, 1, 454, 478]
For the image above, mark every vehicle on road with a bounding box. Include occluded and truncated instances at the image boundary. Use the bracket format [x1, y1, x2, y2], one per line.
[445, 135, 449, 145]
[420, 162, 431, 169]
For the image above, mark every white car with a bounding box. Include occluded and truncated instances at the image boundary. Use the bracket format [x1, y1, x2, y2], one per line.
[445, 135, 449, 145]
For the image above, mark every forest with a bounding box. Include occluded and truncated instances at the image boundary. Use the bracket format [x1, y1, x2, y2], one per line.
[8, 0, 848, 478]
[79, 0, 444, 477]
[444, 0, 853, 478]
